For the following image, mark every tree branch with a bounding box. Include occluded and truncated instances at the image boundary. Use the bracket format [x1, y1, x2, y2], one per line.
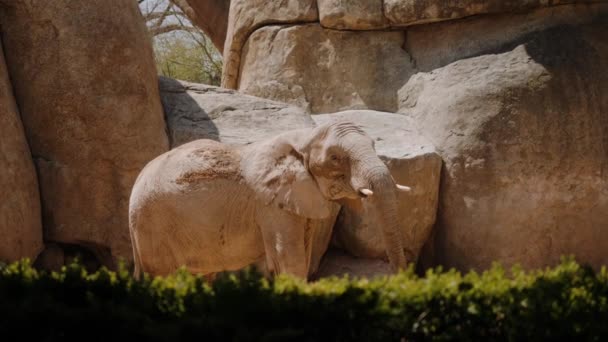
[144, 11, 185, 21]
[149, 24, 200, 36]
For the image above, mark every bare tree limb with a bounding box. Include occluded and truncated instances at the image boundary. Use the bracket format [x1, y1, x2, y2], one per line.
[170, 0, 198, 23]
[171, 5, 222, 73]
[148, 24, 200, 36]
[150, 3, 173, 32]
[144, 11, 184, 21]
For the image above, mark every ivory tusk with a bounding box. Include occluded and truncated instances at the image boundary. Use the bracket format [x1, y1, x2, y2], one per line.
[396, 184, 411, 192]
[360, 188, 374, 197]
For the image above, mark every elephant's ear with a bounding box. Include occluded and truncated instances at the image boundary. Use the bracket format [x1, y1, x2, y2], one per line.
[243, 139, 332, 219]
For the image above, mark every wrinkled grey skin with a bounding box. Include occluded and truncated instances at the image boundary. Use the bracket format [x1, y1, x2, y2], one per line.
[129, 121, 408, 279]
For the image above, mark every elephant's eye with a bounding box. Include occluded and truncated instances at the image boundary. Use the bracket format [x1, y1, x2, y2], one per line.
[330, 154, 339, 161]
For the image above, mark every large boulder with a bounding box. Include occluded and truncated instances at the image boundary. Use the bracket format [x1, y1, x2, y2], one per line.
[313, 110, 441, 268]
[0, 0, 169, 267]
[0, 40, 43, 262]
[399, 7, 608, 270]
[402, 3, 606, 73]
[221, 0, 318, 89]
[159, 76, 315, 147]
[238, 24, 413, 113]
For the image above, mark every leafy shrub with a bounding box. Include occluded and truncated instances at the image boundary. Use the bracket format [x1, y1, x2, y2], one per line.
[0, 257, 607, 341]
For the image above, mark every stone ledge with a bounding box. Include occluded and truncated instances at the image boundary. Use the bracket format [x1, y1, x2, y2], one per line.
[159, 76, 315, 147]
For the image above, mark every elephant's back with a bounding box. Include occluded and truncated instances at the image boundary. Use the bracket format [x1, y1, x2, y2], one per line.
[173, 139, 243, 186]
[129, 139, 262, 276]
[134, 139, 243, 194]
[129, 139, 248, 238]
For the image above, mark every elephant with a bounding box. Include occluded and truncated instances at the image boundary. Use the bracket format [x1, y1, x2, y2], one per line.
[128, 120, 411, 279]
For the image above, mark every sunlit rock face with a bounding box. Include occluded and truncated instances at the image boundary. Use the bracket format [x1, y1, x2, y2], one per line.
[220, 0, 606, 115]
[398, 13, 608, 271]
[0, 0, 169, 267]
[200, 0, 608, 272]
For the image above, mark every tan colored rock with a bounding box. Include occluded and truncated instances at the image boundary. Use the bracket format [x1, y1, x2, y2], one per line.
[0, 40, 43, 262]
[239, 24, 413, 113]
[313, 110, 441, 267]
[222, 0, 318, 89]
[384, 0, 599, 27]
[399, 9, 608, 271]
[318, 0, 388, 30]
[182, 0, 230, 52]
[159, 76, 315, 147]
[404, 4, 608, 72]
[0, 0, 169, 267]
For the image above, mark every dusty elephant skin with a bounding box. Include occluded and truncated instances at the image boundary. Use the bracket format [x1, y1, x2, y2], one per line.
[400, 11, 608, 271]
[0, 0, 169, 267]
[130, 121, 412, 278]
[0, 39, 43, 262]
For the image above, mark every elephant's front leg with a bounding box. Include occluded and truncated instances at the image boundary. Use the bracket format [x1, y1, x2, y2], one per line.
[257, 207, 309, 279]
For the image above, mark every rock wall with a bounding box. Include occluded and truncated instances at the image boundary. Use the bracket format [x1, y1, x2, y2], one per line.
[195, 0, 608, 271]
[399, 10, 608, 270]
[238, 25, 412, 113]
[0, 0, 169, 266]
[221, 0, 318, 90]
[0, 0, 605, 275]
[215, 0, 607, 115]
[0, 39, 43, 262]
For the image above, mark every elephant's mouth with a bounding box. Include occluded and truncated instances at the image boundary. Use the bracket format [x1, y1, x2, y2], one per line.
[325, 181, 361, 201]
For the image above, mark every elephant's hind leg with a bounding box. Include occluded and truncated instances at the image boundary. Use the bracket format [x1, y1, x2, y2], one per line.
[130, 200, 185, 277]
[257, 207, 308, 279]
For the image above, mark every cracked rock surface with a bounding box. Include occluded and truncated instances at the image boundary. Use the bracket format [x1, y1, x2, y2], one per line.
[239, 24, 413, 113]
[399, 12, 608, 270]
[160, 77, 315, 147]
[212, 0, 607, 115]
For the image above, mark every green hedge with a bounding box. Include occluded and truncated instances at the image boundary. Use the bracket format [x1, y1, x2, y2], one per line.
[0, 257, 607, 341]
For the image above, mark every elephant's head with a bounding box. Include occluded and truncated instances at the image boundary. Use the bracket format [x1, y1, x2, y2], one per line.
[244, 120, 410, 272]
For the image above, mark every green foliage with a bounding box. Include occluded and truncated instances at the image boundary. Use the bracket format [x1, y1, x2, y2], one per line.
[1, 257, 607, 341]
[153, 33, 222, 86]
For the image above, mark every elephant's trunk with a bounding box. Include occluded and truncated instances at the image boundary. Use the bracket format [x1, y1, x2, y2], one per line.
[351, 158, 407, 272]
